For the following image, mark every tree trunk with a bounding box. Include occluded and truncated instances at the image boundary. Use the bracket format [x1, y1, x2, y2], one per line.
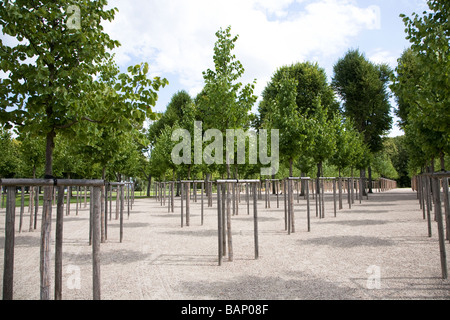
[40, 129, 56, 300]
[289, 159, 293, 177]
[367, 166, 372, 194]
[439, 151, 445, 171]
[147, 175, 152, 198]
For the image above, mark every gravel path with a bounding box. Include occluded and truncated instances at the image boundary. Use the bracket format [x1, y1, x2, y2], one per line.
[1, 188, 449, 300]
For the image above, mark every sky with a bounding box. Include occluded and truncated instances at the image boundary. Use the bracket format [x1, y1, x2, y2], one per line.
[101, 0, 430, 138]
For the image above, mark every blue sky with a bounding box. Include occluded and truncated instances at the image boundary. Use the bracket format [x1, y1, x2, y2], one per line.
[45, 1, 438, 137]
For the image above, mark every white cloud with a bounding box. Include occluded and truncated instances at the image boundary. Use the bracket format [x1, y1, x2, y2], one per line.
[368, 48, 399, 69]
[104, 0, 381, 105]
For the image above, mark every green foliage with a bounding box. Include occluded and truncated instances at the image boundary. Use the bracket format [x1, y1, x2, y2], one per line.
[329, 115, 366, 174]
[332, 49, 393, 154]
[0, 0, 168, 177]
[0, 126, 19, 178]
[400, 0, 449, 135]
[392, 1, 449, 171]
[258, 62, 339, 129]
[270, 74, 313, 173]
[17, 131, 45, 178]
[196, 26, 257, 177]
[199, 26, 257, 132]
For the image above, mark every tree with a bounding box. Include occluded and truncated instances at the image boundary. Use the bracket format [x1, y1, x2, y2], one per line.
[329, 116, 365, 177]
[392, 1, 450, 170]
[197, 26, 257, 178]
[310, 102, 338, 179]
[332, 49, 393, 192]
[390, 48, 422, 129]
[0, 1, 167, 299]
[269, 74, 312, 176]
[259, 62, 338, 176]
[400, 0, 449, 136]
[259, 62, 339, 124]
[17, 131, 45, 179]
[333, 49, 393, 153]
[0, 126, 19, 178]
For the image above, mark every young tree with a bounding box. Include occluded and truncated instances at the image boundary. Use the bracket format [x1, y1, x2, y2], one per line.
[258, 62, 338, 177]
[0, 1, 167, 299]
[197, 26, 257, 178]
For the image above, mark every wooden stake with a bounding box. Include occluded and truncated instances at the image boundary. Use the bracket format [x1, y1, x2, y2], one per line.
[431, 177, 448, 279]
[19, 187, 25, 233]
[92, 186, 102, 299]
[253, 183, 259, 260]
[40, 185, 53, 300]
[55, 185, 64, 300]
[2, 186, 16, 300]
[217, 184, 223, 266]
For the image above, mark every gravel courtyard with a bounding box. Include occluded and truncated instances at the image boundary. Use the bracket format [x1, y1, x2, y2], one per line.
[1, 188, 449, 300]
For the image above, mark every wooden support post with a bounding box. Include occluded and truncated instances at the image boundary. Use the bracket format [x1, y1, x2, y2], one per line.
[425, 176, 432, 237]
[287, 179, 291, 235]
[120, 185, 124, 243]
[442, 178, 449, 241]
[253, 183, 259, 260]
[55, 185, 65, 300]
[171, 182, 174, 213]
[186, 182, 190, 227]
[19, 187, 25, 233]
[284, 180, 287, 231]
[347, 179, 351, 209]
[306, 179, 311, 232]
[431, 177, 448, 279]
[104, 185, 108, 241]
[201, 182, 204, 226]
[34, 186, 39, 230]
[246, 183, 250, 215]
[333, 179, 337, 218]
[217, 183, 223, 266]
[321, 179, 325, 219]
[127, 183, 130, 219]
[92, 186, 102, 300]
[181, 182, 184, 228]
[40, 185, 53, 300]
[2, 186, 16, 300]
[222, 184, 226, 257]
[66, 186, 70, 216]
[276, 181, 279, 209]
[226, 183, 233, 261]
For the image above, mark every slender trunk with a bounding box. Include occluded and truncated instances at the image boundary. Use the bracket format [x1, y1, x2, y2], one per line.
[101, 167, 106, 243]
[289, 159, 293, 177]
[147, 175, 152, 198]
[439, 151, 445, 171]
[40, 129, 56, 300]
[367, 166, 372, 194]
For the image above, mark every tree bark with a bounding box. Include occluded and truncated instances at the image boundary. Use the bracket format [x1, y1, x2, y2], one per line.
[40, 129, 56, 300]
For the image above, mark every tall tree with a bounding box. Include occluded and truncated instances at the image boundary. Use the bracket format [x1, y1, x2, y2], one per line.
[197, 26, 257, 178]
[332, 49, 393, 191]
[258, 62, 339, 128]
[393, 1, 450, 169]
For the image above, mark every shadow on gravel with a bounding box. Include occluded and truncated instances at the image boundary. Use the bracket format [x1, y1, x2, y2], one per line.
[317, 219, 389, 227]
[302, 235, 396, 248]
[180, 274, 359, 300]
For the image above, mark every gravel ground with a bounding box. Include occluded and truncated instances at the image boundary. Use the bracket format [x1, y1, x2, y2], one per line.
[1, 188, 449, 300]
